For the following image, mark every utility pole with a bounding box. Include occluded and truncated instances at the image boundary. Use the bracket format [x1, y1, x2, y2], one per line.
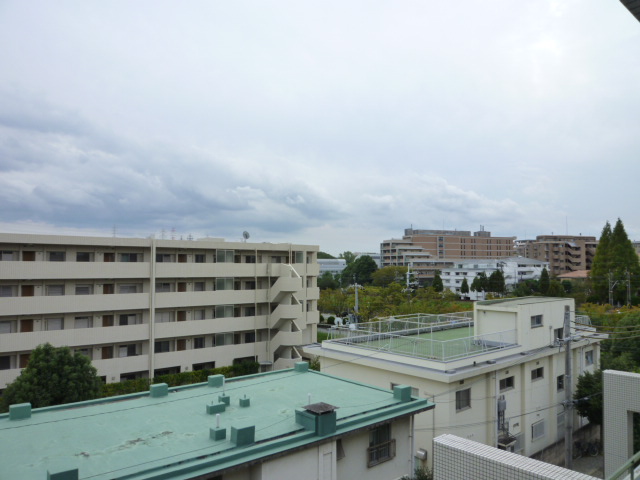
[564, 305, 574, 470]
[608, 272, 618, 306]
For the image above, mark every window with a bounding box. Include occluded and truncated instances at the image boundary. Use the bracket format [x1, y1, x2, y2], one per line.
[120, 253, 139, 262]
[155, 311, 173, 323]
[554, 327, 564, 342]
[585, 350, 594, 366]
[245, 255, 256, 264]
[531, 419, 545, 441]
[156, 253, 174, 263]
[195, 254, 206, 263]
[155, 282, 172, 293]
[103, 284, 114, 294]
[216, 250, 234, 263]
[456, 388, 471, 411]
[0, 251, 16, 261]
[46, 284, 65, 296]
[293, 251, 304, 264]
[102, 315, 114, 327]
[74, 316, 92, 329]
[531, 315, 543, 328]
[119, 314, 139, 326]
[193, 309, 205, 321]
[119, 344, 137, 357]
[0, 321, 14, 333]
[155, 341, 171, 353]
[557, 375, 564, 392]
[244, 332, 256, 343]
[499, 376, 515, 391]
[75, 284, 93, 295]
[0, 285, 17, 297]
[194, 337, 205, 349]
[103, 252, 115, 262]
[194, 282, 205, 292]
[215, 305, 234, 318]
[46, 318, 64, 331]
[0, 355, 12, 370]
[215, 332, 234, 346]
[76, 252, 93, 262]
[102, 346, 113, 360]
[531, 367, 544, 381]
[215, 278, 234, 291]
[49, 251, 66, 262]
[368, 424, 395, 467]
[118, 284, 139, 294]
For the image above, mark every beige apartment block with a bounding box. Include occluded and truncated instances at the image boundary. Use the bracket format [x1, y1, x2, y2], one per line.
[381, 228, 516, 282]
[305, 297, 604, 467]
[0, 233, 320, 389]
[515, 235, 598, 277]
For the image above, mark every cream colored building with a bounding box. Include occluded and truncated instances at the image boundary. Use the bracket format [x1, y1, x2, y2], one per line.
[0, 233, 319, 389]
[305, 297, 604, 466]
[515, 235, 598, 277]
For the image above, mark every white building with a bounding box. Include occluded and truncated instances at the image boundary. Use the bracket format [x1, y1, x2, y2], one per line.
[441, 257, 549, 300]
[305, 297, 604, 467]
[318, 258, 347, 275]
[0, 233, 320, 389]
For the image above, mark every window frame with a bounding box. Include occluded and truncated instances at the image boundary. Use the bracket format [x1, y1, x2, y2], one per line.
[499, 376, 515, 392]
[530, 314, 543, 328]
[531, 367, 544, 381]
[455, 388, 471, 411]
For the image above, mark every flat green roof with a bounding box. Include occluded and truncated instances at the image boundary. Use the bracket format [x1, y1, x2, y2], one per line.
[477, 296, 569, 306]
[0, 364, 432, 480]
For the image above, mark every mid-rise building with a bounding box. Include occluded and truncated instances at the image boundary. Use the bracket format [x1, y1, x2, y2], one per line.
[381, 228, 516, 282]
[515, 235, 598, 277]
[0, 233, 320, 389]
[318, 258, 347, 275]
[441, 257, 549, 300]
[305, 297, 604, 466]
[0, 362, 433, 480]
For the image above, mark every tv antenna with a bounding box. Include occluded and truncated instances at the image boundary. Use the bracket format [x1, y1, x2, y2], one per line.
[242, 231, 250, 243]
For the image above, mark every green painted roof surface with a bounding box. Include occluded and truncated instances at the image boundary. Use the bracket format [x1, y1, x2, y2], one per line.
[0, 367, 432, 480]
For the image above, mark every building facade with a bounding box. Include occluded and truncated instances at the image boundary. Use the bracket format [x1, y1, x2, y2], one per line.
[441, 257, 549, 300]
[305, 297, 604, 466]
[0, 362, 433, 480]
[0, 233, 320, 389]
[381, 228, 516, 283]
[515, 235, 598, 277]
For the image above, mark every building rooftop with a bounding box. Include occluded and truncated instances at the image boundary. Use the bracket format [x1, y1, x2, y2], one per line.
[0, 364, 432, 480]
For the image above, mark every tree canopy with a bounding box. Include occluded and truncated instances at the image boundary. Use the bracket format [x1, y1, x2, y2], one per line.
[372, 266, 407, 287]
[0, 343, 102, 412]
[460, 277, 469, 295]
[470, 272, 488, 293]
[318, 271, 339, 290]
[338, 251, 356, 265]
[341, 255, 378, 285]
[488, 269, 506, 296]
[317, 251, 336, 259]
[432, 271, 444, 292]
[539, 267, 550, 295]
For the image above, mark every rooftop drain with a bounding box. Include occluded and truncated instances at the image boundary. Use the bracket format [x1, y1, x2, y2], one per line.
[208, 375, 225, 388]
[150, 383, 168, 398]
[296, 402, 338, 436]
[47, 467, 78, 480]
[9, 403, 31, 420]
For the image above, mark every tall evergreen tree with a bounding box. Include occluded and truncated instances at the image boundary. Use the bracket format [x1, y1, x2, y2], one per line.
[590, 221, 612, 302]
[539, 267, 550, 295]
[488, 269, 506, 296]
[460, 277, 470, 295]
[432, 271, 444, 292]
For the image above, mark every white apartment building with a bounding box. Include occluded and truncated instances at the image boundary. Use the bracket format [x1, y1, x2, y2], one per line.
[0, 233, 319, 389]
[305, 297, 604, 467]
[441, 257, 549, 300]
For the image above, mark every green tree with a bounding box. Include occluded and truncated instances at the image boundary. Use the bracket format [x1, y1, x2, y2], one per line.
[574, 370, 603, 426]
[546, 279, 565, 297]
[432, 271, 444, 292]
[339, 251, 356, 265]
[539, 267, 550, 295]
[0, 343, 102, 412]
[372, 266, 407, 287]
[488, 269, 506, 296]
[341, 255, 378, 286]
[590, 221, 612, 302]
[317, 251, 336, 259]
[471, 272, 488, 293]
[318, 271, 339, 290]
[460, 277, 470, 295]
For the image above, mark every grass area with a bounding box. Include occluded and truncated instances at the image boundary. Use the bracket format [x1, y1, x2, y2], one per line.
[317, 330, 329, 342]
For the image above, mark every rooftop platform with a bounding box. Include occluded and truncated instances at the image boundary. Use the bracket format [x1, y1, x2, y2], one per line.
[0, 363, 432, 480]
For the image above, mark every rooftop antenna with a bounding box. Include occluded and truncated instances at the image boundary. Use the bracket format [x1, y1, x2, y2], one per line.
[242, 231, 250, 243]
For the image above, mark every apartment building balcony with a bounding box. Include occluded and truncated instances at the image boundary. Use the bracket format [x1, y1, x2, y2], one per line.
[154, 316, 261, 339]
[155, 263, 269, 279]
[93, 354, 150, 378]
[154, 343, 260, 370]
[0, 261, 151, 280]
[3, 324, 149, 352]
[0, 292, 148, 316]
[154, 290, 267, 309]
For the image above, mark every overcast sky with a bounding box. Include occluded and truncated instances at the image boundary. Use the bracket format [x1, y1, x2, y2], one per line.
[0, 1, 638, 255]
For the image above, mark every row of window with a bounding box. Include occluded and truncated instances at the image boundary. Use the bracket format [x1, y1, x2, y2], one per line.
[0, 250, 309, 264]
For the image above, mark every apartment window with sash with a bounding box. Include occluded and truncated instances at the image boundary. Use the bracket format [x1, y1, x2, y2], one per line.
[194, 337, 205, 349]
[456, 388, 471, 411]
[531, 367, 544, 381]
[215, 278, 234, 291]
[155, 283, 173, 293]
[119, 344, 137, 357]
[194, 282, 205, 292]
[118, 284, 139, 294]
[195, 254, 206, 263]
[530, 315, 543, 328]
[120, 253, 139, 262]
[500, 376, 515, 391]
[0, 251, 17, 261]
[193, 309, 205, 321]
[532, 419, 545, 441]
[74, 316, 92, 329]
[155, 341, 171, 353]
[0, 285, 17, 297]
[75, 284, 93, 295]
[155, 311, 173, 323]
[0, 321, 15, 333]
[46, 318, 64, 331]
[48, 251, 65, 262]
[46, 284, 65, 296]
[368, 424, 395, 467]
[216, 250, 234, 263]
[119, 314, 140, 326]
[156, 253, 174, 263]
[215, 332, 234, 346]
[215, 305, 234, 318]
[76, 252, 93, 262]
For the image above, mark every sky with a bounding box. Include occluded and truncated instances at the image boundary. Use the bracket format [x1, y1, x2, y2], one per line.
[0, 1, 638, 256]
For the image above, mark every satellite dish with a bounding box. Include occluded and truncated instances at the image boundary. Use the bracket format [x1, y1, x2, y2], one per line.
[242, 231, 250, 242]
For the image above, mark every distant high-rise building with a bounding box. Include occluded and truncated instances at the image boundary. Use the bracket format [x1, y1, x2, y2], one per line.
[515, 235, 597, 277]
